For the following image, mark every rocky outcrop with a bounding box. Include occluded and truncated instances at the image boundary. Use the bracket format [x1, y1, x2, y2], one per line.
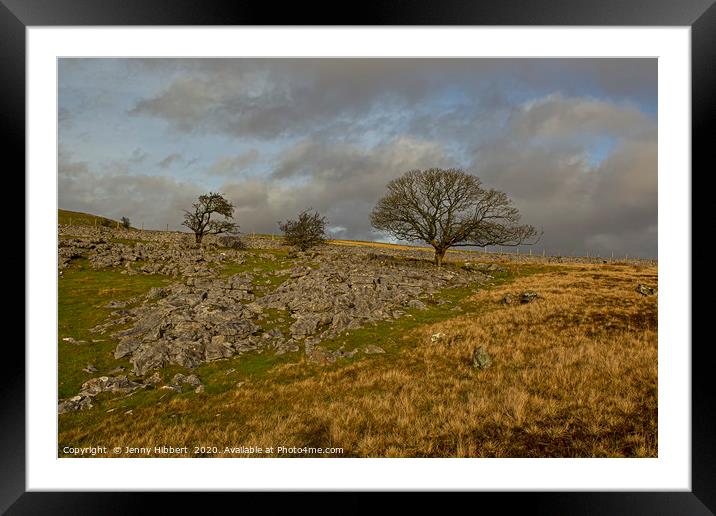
[82, 244, 491, 377]
[62, 226, 494, 381]
[58, 375, 143, 414]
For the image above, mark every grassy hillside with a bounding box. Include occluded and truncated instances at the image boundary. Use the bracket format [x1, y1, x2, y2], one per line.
[57, 255, 657, 457]
[56, 209, 657, 457]
[59, 209, 123, 228]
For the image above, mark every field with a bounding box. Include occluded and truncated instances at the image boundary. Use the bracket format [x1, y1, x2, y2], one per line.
[57, 212, 657, 458]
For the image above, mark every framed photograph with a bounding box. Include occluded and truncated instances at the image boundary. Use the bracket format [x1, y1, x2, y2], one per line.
[8, 0, 712, 512]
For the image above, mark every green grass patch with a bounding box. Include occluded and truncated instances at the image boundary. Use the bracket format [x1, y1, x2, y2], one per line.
[59, 208, 120, 227]
[58, 259, 172, 398]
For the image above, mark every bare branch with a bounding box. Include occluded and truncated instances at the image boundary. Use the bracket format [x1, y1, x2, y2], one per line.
[182, 192, 238, 244]
[371, 168, 539, 266]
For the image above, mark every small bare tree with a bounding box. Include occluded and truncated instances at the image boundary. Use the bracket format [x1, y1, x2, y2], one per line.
[120, 216, 131, 229]
[371, 168, 539, 267]
[182, 192, 238, 244]
[278, 209, 328, 251]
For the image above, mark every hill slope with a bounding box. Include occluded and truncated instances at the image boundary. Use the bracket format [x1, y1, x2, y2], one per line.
[59, 209, 123, 228]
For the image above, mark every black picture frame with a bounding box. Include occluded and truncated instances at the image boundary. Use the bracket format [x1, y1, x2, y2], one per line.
[6, 0, 712, 512]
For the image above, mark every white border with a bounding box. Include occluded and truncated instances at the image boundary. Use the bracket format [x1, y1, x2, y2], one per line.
[27, 27, 690, 491]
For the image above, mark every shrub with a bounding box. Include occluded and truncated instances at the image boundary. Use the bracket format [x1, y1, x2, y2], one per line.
[278, 209, 328, 251]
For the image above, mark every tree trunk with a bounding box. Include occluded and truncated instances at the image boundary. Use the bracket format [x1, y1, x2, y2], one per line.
[195, 232, 203, 244]
[434, 248, 447, 267]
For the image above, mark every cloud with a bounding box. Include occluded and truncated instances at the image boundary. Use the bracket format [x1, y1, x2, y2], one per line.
[158, 153, 184, 169]
[129, 148, 149, 164]
[60, 59, 658, 257]
[507, 93, 652, 142]
[470, 94, 657, 257]
[127, 59, 656, 143]
[59, 149, 203, 231]
[219, 136, 456, 240]
[207, 149, 259, 176]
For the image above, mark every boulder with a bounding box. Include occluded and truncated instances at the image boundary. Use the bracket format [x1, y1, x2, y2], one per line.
[520, 292, 539, 304]
[205, 335, 235, 361]
[471, 346, 492, 370]
[635, 284, 656, 296]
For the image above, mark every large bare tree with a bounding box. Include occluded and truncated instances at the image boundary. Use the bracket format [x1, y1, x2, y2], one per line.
[371, 168, 539, 266]
[182, 192, 238, 244]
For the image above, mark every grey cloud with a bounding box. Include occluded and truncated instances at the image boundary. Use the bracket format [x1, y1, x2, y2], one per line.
[507, 93, 653, 142]
[221, 136, 457, 240]
[471, 95, 657, 258]
[129, 148, 149, 164]
[59, 150, 202, 231]
[127, 59, 655, 142]
[208, 149, 259, 176]
[60, 59, 657, 257]
[158, 153, 184, 169]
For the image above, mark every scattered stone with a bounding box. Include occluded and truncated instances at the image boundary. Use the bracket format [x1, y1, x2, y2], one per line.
[471, 346, 492, 370]
[464, 262, 504, 273]
[58, 375, 142, 413]
[431, 332, 446, 343]
[82, 364, 98, 373]
[172, 373, 202, 387]
[245, 302, 264, 315]
[78, 375, 142, 397]
[58, 395, 93, 414]
[236, 381, 245, 388]
[363, 345, 385, 355]
[195, 385, 205, 394]
[520, 292, 539, 304]
[105, 300, 127, 309]
[635, 284, 656, 296]
[274, 339, 300, 355]
[61, 337, 86, 345]
[106, 366, 125, 375]
[145, 287, 168, 301]
[114, 337, 142, 359]
[60, 227, 494, 377]
[333, 348, 358, 359]
[307, 347, 337, 365]
[502, 292, 539, 305]
[161, 385, 181, 392]
[145, 372, 162, 385]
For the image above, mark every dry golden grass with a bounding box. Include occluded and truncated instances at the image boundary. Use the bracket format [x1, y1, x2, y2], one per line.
[60, 262, 657, 458]
[328, 238, 434, 252]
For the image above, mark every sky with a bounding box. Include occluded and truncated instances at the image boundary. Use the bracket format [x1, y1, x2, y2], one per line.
[58, 58, 657, 258]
